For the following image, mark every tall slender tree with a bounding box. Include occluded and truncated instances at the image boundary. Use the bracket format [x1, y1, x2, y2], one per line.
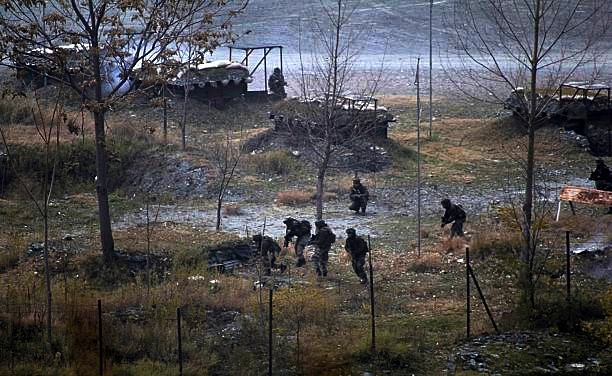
[0, 90, 66, 351]
[286, 0, 387, 220]
[445, 0, 610, 307]
[207, 127, 244, 232]
[0, 0, 249, 263]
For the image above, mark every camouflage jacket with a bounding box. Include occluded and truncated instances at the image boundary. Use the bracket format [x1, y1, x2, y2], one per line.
[309, 226, 336, 250]
[350, 184, 369, 201]
[345, 235, 368, 259]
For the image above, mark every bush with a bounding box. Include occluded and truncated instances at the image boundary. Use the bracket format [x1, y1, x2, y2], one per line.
[223, 203, 242, 216]
[246, 149, 298, 176]
[584, 288, 612, 345]
[1, 132, 159, 197]
[469, 231, 522, 261]
[0, 97, 33, 124]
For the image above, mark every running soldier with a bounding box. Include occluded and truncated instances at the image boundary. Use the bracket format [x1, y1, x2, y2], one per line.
[283, 217, 311, 267]
[309, 220, 336, 277]
[344, 228, 369, 284]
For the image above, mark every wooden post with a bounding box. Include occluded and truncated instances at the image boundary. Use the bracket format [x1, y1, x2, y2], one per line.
[268, 288, 273, 376]
[466, 247, 471, 338]
[367, 235, 375, 353]
[98, 299, 103, 376]
[177, 307, 183, 375]
[566, 231, 571, 301]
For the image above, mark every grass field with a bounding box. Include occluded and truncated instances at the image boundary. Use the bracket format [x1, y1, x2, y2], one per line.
[0, 86, 611, 375]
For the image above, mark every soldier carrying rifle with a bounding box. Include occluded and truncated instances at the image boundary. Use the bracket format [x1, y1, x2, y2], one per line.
[349, 178, 369, 215]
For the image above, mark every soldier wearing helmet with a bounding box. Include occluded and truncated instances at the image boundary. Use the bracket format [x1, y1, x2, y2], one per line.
[440, 198, 466, 238]
[283, 217, 311, 267]
[349, 178, 369, 215]
[308, 220, 336, 277]
[268, 67, 287, 98]
[344, 228, 369, 284]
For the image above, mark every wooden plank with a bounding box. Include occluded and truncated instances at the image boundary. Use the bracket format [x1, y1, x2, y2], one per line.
[559, 186, 612, 205]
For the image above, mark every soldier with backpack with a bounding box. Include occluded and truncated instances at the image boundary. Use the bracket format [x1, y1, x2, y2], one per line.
[309, 220, 336, 277]
[440, 198, 466, 238]
[283, 217, 312, 267]
[344, 228, 369, 284]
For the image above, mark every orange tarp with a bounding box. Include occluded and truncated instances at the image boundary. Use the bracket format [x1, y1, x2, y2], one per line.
[559, 186, 612, 205]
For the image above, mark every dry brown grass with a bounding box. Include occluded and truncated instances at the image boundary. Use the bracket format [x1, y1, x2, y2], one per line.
[275, 189, 337, 206]
[223, 203, 243, 216]
[407, 252, 445, 272]
[276, 189, 313, 206]
[438, 234, 470, 254]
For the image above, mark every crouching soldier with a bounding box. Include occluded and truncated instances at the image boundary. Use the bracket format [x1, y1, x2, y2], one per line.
[309, 220, 336, 277]
[440, 198, 466, 238]
[344, 228, 369, 284]
[252, 234, 285, 275]
[349, 178, 369, 215]
[589, 159, 612, 214]
[283, 217, 312, 267]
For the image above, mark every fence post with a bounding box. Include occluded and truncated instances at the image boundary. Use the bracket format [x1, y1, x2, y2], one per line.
[566, 231, 571, 302]
[268, 288, 273, 376]
[98, 299, 103, 376]
[367, 235, 375, 353]
[466, 247, 471, 339]
[177, 307, 183, 375]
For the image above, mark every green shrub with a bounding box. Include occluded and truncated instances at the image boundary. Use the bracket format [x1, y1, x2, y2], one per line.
[246, 149, 298, 176]
[0, 97, 33, 124]
[584, 288, 612, 345]
[2, 133, 160, 197]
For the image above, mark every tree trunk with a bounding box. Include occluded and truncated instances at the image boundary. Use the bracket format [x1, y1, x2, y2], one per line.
[316, 173, 324, 220]
[521, 0, 541, 309]
[315, 146, 331, 220]
[216, 197, 222, 231]
[94, 110, 115, 263]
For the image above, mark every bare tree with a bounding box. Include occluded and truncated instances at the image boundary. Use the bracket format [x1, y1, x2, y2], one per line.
[0, 0, 249, 263]
[207, 128, 245, 231]
[0, 90, 66, 351]
[445, 0, 610, 307]
[277, 0, 388, 220]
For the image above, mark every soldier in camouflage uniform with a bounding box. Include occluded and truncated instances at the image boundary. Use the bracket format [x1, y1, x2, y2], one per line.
[309, 220, 336, 277]
[440, 198, 466, 238]
[349, 178, 369, 215]
[283, 217, 311, 267]
[268, 67, 287, 98]
[344, 228, 369, 284]
[252, 234, 285, 275]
